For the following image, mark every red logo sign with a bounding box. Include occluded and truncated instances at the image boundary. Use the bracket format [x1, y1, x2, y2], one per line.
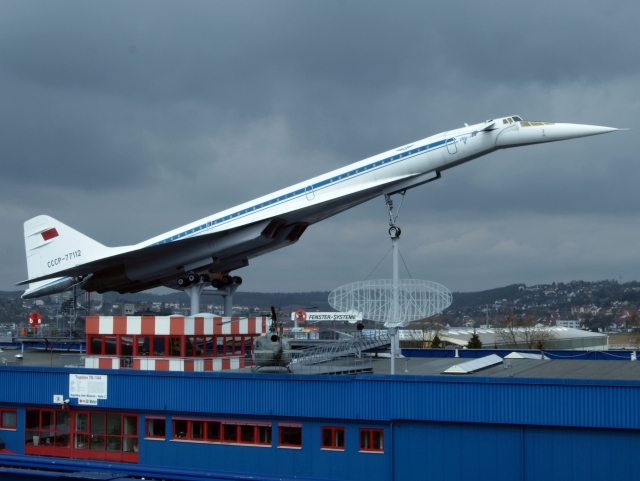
[294, 309, 307, 324]
[29, 311, 42, 326]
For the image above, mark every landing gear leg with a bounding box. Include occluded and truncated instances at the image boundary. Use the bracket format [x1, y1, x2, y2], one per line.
[185, 283, 207, 316]
[221, 284, 239, 317]
[209, 274, 242, 317]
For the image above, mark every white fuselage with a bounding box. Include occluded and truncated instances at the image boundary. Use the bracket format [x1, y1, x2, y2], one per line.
[20, 116, 618, 298]
[138, 117, 614, 248]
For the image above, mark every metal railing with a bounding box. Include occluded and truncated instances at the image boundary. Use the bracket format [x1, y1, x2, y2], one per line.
[292, 331, 390, 366]
[290, 355, 373, 374]
[10, 326, 85, 340]
[59, 353, 86, 367]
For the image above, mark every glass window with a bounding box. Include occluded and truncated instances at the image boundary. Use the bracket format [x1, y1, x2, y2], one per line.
[195, 337, 205, 356]
[323, 428, 332, 447]
[185, 337, 195, 356]
[1, 410, 17, 429]
[107, 435, 122, 452]
[121, 336, 133, 357]
[207, 421, 221, 441]
[138, 336, 149, 355]
[192, 421, 204, 440]
[361, 430, 369, 449]
[26, 410, 39, 430]
[91, 434, 105, 451]
[56, 411, 70, 432]
[258, 425, 272, 444]
[279, 426, 302, 447]
[91, 413, 105, 434]
[204, 337, 213, 356]
[360, 429, 384, 452]
[373, 430, 383, 450]
[75, 413, 88, 432]
[75, 433, 89, 449]
[146, 418, 165, 438]
[240, 425, 255, 443]
[322, 427, 345, 449]
[124, 416, 137, 436]
[174, 419, 188, 439]
[223, 424, 238, 442]
[41, 411, 54, 431]
[90, 336, 103, 355]
[24, 409, 138, 462]
[153, 337, 166, 356]
[123, 436, 138, 453]
[105, 335, 117, 355]
[107, 414, 121, 435]
[169, 337, 181, 356]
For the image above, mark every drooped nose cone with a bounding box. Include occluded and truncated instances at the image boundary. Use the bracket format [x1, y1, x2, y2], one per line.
[496, 121, 620, 147]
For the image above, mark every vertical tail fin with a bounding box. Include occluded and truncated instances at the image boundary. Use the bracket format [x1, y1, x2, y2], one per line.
[23, 215, 109, 290]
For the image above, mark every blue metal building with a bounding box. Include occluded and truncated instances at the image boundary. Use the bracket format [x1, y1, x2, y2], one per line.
[1, 360, 639, 481]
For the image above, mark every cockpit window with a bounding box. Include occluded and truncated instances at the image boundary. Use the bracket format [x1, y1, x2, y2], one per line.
[512, 116, 522, 121]
[503, 119, 508, 124]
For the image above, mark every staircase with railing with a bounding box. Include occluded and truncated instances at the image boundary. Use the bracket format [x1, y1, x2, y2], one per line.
[291, 331, 390, 367]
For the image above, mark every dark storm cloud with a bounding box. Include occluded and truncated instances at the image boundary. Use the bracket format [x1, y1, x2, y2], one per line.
[0, 1, 637, 292]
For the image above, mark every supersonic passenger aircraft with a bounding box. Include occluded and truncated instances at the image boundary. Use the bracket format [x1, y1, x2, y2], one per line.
[19, 116, 620, 299]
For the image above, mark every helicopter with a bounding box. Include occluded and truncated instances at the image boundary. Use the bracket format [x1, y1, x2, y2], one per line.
[250, 306, 296, 372]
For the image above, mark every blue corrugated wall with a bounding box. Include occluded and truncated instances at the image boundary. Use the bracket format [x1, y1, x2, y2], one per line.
[1, 366, 640, 480]
[2, 367, 639, 429]
[393, 421, 640, 481]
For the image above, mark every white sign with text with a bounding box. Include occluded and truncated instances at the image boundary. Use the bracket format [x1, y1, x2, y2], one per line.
[69, 374, 108, 401]
[294, 312, 363, 323]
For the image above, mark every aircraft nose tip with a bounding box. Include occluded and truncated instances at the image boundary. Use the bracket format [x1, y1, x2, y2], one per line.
[550, 123, 621, 141]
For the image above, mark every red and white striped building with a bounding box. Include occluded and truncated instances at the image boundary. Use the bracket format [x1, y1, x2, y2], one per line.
[85, 314, 268, 372]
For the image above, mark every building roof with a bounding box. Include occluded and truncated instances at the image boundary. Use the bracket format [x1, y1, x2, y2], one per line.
[439, 327, 606, 348]
[368, 355, 640, 380]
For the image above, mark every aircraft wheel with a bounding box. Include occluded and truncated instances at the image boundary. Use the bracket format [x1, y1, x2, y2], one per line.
[233, 276, 243, 285]
[211, 279, 223, 289]
[221, 274, 233, 286]
[177, 277, 190, 288]
[187, 272, 200, 284]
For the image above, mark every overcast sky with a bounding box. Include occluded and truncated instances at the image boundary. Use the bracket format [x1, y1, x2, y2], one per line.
[1, 1, 638, 295]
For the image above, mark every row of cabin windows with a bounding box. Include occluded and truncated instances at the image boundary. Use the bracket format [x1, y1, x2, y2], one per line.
[146, 418, 382, 452]
[88, 335, 258, 357]
[0, 409, 17, 429]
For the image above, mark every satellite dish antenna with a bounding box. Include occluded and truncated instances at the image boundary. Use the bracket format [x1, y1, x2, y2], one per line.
[338, 192, 452, 374]
[328, 279, 452, 327]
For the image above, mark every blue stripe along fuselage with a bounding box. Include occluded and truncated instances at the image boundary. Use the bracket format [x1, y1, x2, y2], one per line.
[149, 138, 453, 247]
